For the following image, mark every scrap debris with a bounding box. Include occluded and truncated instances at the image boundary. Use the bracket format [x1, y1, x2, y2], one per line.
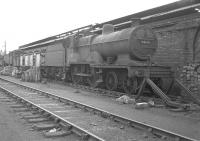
[116, 95, 165, 109]
[135, 102, 150, 109]
[116, 95, 135, 104]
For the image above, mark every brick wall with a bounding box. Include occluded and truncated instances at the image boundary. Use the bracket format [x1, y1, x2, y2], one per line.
[149, 14, 200, 71]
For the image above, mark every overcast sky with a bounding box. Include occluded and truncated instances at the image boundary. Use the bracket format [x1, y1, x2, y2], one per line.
[0, 0, 178, 52]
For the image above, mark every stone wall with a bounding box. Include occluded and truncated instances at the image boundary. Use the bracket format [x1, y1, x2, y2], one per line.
[178, 63, 200, 100]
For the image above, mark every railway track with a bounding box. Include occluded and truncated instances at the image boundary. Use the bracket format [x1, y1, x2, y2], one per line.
[0, 77, 197, 141]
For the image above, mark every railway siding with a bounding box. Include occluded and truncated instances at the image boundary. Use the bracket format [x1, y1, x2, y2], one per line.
[0, 76, 198, 141]
[0, 78, 165, 141]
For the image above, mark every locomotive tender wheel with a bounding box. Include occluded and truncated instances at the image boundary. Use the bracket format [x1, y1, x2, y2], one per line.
[71, 66, 82, 84]
[65, 72, 72, 82]
[105, 71, 118, 91]
[72, 75, 82, 84]
[87, 76, 99, 88]
[123, 77, 138, 95]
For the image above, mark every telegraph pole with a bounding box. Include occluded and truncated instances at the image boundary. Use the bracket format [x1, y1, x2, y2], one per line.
[4, 40, 6, 55]
[2, 41, 7, 67]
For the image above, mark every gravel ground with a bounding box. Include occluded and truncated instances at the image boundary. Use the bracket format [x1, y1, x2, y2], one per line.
[1, 75, 200, 140]
[0, 91, 78, 141]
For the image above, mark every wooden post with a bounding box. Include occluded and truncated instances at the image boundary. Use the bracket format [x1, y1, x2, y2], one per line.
[135, 79, 146, 99]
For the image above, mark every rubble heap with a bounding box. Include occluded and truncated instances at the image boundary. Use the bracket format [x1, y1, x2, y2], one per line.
[179, 63, 200, 100]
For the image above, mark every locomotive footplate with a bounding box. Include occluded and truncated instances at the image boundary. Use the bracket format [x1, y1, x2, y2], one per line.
[91, 64, 173, 78]
[127, 65, 173, 78]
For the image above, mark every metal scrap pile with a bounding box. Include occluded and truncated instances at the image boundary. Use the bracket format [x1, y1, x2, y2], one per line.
[21, 67, 40, 82]
[0, 66, 16, 76]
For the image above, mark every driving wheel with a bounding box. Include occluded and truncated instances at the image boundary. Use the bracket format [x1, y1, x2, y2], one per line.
[71, 75, 81, 84]
[123, 76, 138, 95]
[105, 71, 118, 91]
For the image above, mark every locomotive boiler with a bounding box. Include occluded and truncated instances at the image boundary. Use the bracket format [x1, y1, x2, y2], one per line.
[68, 24, 172, 94]
[91, 25, 157, 62]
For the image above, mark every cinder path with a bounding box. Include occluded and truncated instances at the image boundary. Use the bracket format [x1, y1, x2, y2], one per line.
[1, 75, 200, 140]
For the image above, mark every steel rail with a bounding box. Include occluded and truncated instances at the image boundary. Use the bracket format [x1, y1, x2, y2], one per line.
[0, 82, 105, 141]
[0, 77, 198, 141]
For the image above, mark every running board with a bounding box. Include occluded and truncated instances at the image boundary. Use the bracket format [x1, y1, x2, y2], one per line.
[175, 79, 200, 106]
[145, 78, 183, 108]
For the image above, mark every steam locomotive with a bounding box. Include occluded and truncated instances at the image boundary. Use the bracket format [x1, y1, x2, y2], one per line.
[3, 24, 173, 95]
[67, 24, 172, 93]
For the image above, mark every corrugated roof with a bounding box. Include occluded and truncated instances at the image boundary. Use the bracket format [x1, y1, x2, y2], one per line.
[19, 0, 200, 50]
